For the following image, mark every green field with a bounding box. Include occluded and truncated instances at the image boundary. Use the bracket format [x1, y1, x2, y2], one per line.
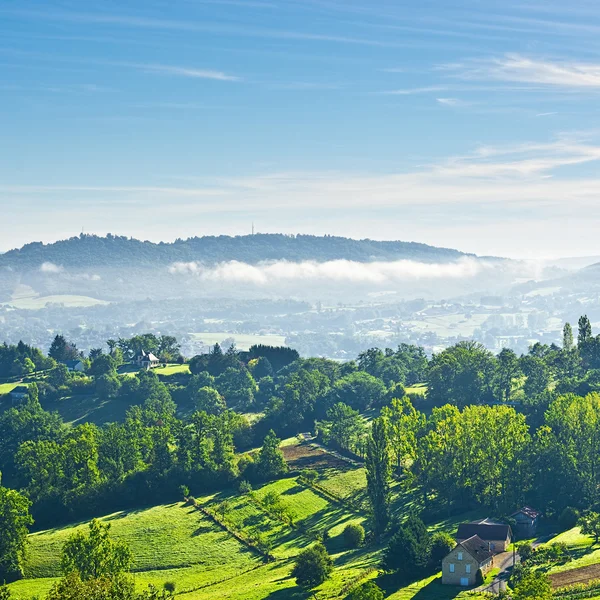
[3, 295, 109, 310]
[16, 502, 262, 598]
[0, 381, 22, 395]
[8, 441, 491, 600]
[189, 333, 287, 351]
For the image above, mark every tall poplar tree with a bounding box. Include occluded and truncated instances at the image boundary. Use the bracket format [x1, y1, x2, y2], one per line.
[366, 417, 392, 537]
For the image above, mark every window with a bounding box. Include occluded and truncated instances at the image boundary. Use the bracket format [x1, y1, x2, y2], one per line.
[457, 552, 463, 561]
[465, 564, 471, 574]
[449, 564, 455, 573]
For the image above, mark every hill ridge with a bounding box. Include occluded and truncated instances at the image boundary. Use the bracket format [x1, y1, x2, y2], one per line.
[0, 233, 473, 271]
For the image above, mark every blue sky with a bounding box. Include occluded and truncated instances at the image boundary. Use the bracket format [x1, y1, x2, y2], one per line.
[2, 0, 600, 258]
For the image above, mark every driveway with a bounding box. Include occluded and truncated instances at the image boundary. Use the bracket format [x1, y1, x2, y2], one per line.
[476, 550, 519, 594]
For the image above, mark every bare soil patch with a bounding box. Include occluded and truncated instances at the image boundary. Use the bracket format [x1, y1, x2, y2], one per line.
[282, 444, 351, 471]
[550, 564, 600, 589]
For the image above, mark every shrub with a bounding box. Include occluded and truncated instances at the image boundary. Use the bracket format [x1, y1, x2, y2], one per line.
[292, 543, 333, 588]
[300, 469, 319, 485]
[179, 485, 190, 499]
[163, 581, 176, 593]
[559, 507, 580, 531]
[344, 523, 365, 549]
[475, 568, 484, 586]
[429, 532, 455, 569]
[517, 541, 533, 562]
[347, 581, 384, 600]
[239, 480, 253, 494]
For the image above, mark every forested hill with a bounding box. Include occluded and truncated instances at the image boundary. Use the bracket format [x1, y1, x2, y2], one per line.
[0, 233, 471, 270]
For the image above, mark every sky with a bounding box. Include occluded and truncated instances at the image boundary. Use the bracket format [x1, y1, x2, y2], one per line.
[2, 0, 600, 258]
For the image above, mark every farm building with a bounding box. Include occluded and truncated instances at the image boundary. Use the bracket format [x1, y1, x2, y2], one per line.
[442, 535, 494, 587]
[63, 359, 85, 372]
[510, 506, 541, 538]
[134, 350, 160, 370]
[10, 385, 29, 404]
[456, 519, 512, 552]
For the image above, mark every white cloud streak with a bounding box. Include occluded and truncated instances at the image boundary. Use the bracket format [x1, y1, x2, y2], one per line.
[445, 54, 600, 88]
[136, 64, 241, 81]
[168, 257, 490, 284]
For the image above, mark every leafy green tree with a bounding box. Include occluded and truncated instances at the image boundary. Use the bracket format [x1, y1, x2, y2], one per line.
[513, 570, 552, 600]
[48, 363, 71, 388]
[427, 341, 496, 407]
[332, 372, 386, 411]
[564, 323, 574, 350]
[319, 403, 366, 454]
[0, 481, 34, 582]
[366, 417, 392, 536]
[579, 315, 593, 347]
[579, 512, 600, 543]
[96, 373, 121, 400]
[90, 354, 116, 378]
[429, 532, 455, 569]
[191, 386, 226, 415]
[61, 519, 132, 580]
[381, 397, 424, 472]
[347, 582, 384, 600]
[291, 542, 333, 588]
[559, 507, 580, 531]
[384, 516, 431, 574]
[521, 355, 550, 399]
[23, 357, 35, 376]
[343, 523, 365, 548]
[49, 335, 80, 363]
[495, 348, 521, 402]
[256, 430, 288, 481]
[46, 572, 136, 600]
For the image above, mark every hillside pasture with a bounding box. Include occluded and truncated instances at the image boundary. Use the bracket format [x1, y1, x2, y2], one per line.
[189, 333, 286, 351]
[17, 502, 261, 597]
[3, 294, 109, 310]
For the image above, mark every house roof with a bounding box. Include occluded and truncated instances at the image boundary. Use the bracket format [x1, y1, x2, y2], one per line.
[457, 522, 512, 542]
[511, 506, 541, 520]
[459, 535, 494, 564]
[11, 385, 29, 395]
[135, 350, 159, 361]
[64, 360, 82, 368]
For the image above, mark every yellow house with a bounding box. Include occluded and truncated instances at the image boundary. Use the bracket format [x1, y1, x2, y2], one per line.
[442, 535, 494, 587]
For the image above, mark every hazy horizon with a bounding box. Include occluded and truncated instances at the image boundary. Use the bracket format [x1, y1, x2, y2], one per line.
[3, 1, 600, 258]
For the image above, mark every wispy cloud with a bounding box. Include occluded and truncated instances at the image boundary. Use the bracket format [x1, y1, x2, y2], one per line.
[136, 63, 240, 81]
[436, 97, 472, 107]
[536, 111, 558, 117]
[444, 54, 600, 88]
[40, 262, 63, 274]
[5, 9, 406, 48]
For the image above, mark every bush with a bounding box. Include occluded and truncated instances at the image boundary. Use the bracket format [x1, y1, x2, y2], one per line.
[517, 541, 533, 562]
[559, 506, 580, 531]
[429, 532, 455, 569]
[179, 485, 190, 499]
[239, 480, 252, 494]
[300, 469, 319, 485]
[475, 568, 484, 586]
[292, 543, 333, 588]
[163, 582, 176, 593]
[344, 523, 365, 549]
[347, 581, 384, 600]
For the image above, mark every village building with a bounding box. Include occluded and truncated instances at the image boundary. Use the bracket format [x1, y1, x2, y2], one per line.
[442, 535, 494, 587]
[456, 519, 512, 552]
[10, 385, 29, 404]
[510, 507, 541, 538]
[63, 359, 85, 373]
[134, 350, 160, 370]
